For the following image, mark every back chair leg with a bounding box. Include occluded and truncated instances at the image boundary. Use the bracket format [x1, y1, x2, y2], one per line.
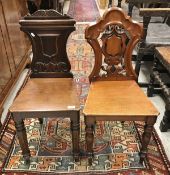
[38, 118, 43, 124]
[71, 111, 80, 162]
[121, 121, 125, 127]
[160, 103, 170, 132]
[140, 117, 157, 163]
[108, 0, 112, 8]
[85, 117, 95, 165]
[128, 3, 134, 17]
[135, 52, 143, 78]
[147, 58, 158, 97]
[117, 0, 122, 7]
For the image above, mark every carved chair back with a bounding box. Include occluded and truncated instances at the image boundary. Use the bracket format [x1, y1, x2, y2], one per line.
[20, 10, 76, 78]
[85, 7, 143, 82]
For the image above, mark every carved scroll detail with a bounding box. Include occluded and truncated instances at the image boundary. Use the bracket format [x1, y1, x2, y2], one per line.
[32, 9, 63, 17]
[34, 62, 69, 72]
[99, 24, 130, 78]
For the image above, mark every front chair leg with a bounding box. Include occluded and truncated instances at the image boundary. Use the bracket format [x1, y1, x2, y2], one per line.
[140, 117, 157, 163]
[85, 117, 95, 165]
[12, 114, 31, 164]
[71, 111, 80, 162]
[160, 103, 170, 132]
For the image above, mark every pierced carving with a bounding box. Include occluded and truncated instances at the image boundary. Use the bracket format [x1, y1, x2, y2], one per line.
[85, 7, 142, 81]
[99, 24, 130, 78]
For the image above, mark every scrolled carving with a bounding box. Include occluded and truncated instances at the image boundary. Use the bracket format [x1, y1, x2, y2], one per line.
[85, 7, 143, 81]
[114, 25, 125, 35]
[34, 62, 69, 73]
[25, 9, 71, 19]
[98, 24, 129, 78]
[32, 9, 63, 17]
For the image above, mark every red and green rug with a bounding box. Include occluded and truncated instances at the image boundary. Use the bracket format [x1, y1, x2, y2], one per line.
[0, 24, 170, 174]
[67, 0, 100, 22]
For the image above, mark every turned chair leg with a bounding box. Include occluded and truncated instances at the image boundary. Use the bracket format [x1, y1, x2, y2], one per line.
[108, 0, 112, 8]
[140, 117, 157, 163]
[71, 111, 80, 162]
[0, 108, 3, 129]
[147, 72, 155, 97]
[135, 52, 143, 78]
[147, 58, 158, 97]
[85, 117, 95, 165]
[12, 114, 31, 164]
[38, 118, 43, 124]
[160, 103, 170, 132]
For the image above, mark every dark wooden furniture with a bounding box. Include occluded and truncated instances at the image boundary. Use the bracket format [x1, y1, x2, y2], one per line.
[9, 10, 80, 164]
[0, 0, 31, 128]
[126, 0, 170, 17]
[126, 0, 170, 77]
[147, 47, 170, 132]
[108, 0, 122, 8]
[83, 7, 159, 165]
[27, 0, 65, 14]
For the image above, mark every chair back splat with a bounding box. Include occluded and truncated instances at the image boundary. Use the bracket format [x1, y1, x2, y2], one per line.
[85, 7, 143, 82]
[20, 9, 76, 78]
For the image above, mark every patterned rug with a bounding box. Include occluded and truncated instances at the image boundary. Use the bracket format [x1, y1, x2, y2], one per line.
[0, 24, 170, 175]
[67, 0, 100, 22]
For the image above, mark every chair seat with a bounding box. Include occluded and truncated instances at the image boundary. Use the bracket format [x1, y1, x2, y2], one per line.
[83, 80, 159, 117]
[10, 78, 80, 112]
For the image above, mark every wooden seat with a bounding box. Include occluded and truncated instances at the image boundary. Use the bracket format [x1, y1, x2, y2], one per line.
[9, 10, 80, 164]
[84, 81, 158, 117]
[83, 7, 159, 165]
[147, 46, 170, 132]
[10, 78, 79, 112]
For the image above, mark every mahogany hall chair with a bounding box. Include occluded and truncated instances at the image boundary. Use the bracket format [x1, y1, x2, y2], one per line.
[9, 10, 80, 164]
[83, 7, 159, 165]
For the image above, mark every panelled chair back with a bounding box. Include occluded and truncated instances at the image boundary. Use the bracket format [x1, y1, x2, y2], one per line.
[27, 0, 64, 14]
[83, 7, 159, 165]
[9, 10, 80, 164]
